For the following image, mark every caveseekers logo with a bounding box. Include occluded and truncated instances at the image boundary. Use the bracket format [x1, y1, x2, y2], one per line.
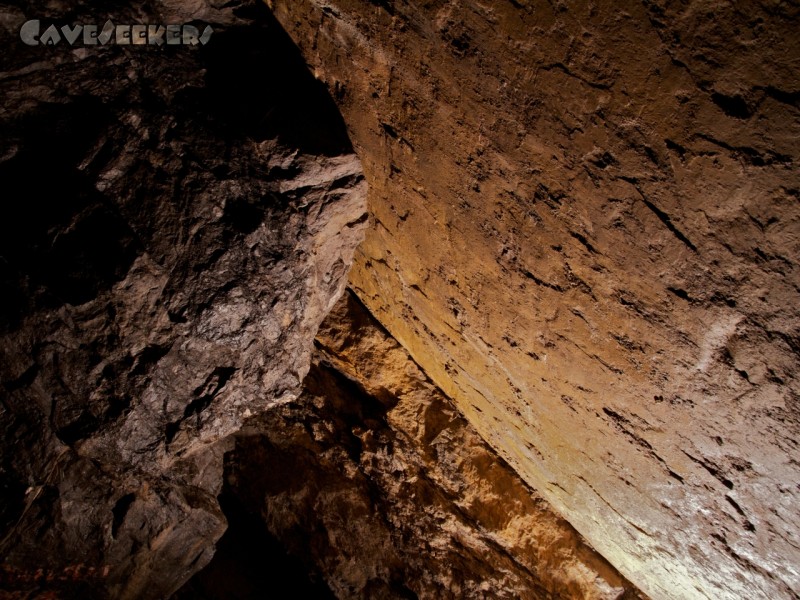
[20, 19, 213, 46]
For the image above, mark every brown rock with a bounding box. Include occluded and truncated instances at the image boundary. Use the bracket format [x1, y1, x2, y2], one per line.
[2, 0, 799, 598]
[268, 2, 800, 598]
[0, 2, 365, 597]
[179, 290, 646, 600]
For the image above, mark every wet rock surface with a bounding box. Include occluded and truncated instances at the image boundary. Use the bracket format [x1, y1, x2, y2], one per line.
[267, 2, 800, 598]
[0, 1, 366, 597]
[177, 290, 645, 600]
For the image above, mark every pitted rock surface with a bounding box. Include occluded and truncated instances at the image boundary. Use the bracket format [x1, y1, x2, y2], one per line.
[267, 1, 800, 598]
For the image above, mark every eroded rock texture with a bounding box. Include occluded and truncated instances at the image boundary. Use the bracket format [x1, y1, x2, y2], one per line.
[0, 1, 366, 597]
[177, 290, 645, 600]
[268, 2, 800, 599]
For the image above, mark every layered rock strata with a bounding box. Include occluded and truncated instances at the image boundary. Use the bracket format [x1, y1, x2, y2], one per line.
[268, 1, 800, 598]
[2, 0, 799, 598]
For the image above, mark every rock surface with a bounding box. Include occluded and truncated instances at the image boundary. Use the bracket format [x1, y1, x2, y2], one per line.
[3, 0, 799, 598]
[267, 2, 800, 598]
[177, 290, 645, 600]
[0, 1, 366, 597]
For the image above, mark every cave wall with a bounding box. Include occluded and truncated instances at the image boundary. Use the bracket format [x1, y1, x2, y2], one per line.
[0, 1, 366, 597]
[2, 0, 798, 597]
[178, 290, 646, 600]
[267, 1, 800, 598]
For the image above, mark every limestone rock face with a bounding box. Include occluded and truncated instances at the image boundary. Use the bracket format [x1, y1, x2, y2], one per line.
[0, 2, 366, 597]
[268, 2, 800, 598]
[178, 290, 645, 600]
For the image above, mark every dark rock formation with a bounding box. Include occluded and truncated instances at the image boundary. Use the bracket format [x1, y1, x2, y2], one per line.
[0, 1, 365, 597]
[177, 290, 645, 600]
[267, 2, 800, 598]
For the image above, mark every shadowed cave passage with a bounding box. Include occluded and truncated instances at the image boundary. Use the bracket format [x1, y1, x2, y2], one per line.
[171, 492, 337, 600]
[0, 0, 352, 331]
[0, 0, 647, 588]
[264, 1, 800, 598]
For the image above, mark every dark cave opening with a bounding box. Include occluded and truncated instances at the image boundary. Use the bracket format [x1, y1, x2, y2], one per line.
[171, 491, 336, 600]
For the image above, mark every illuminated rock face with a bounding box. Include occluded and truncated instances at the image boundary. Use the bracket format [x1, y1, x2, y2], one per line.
[268, 2, 800, 598]
[178, 290, 645, 600]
